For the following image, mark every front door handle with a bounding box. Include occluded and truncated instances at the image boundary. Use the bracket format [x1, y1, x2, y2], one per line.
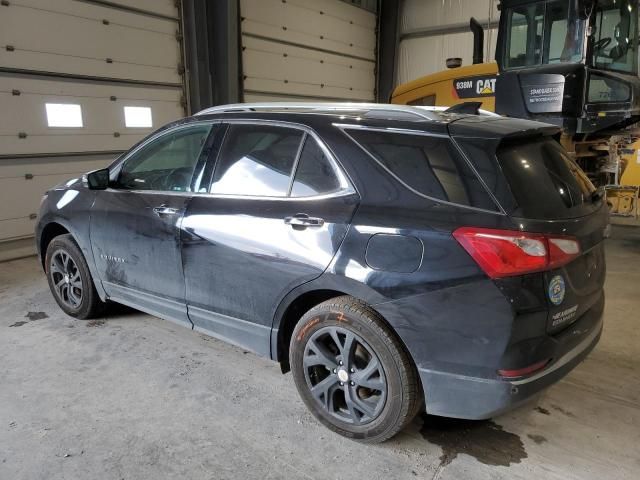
[284, 213, 325, 227]
[153, 205, 180, 216]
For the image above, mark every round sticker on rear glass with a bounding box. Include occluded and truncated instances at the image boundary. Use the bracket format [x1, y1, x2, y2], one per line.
[548, 275, 566, 306]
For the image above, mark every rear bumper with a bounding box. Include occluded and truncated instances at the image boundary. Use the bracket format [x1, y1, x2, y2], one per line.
[419, 303, 603, 419]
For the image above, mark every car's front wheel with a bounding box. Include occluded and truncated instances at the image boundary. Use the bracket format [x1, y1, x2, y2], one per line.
[45, 234, 104, 319]
[290, 296, 421, 443]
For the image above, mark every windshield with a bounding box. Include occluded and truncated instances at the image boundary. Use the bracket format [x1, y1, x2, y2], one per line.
[591, 0, 638, 73]
[503, 0, 587, 69]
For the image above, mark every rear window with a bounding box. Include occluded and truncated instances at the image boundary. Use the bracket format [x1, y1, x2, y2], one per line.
[497, 138, 598, 219]
[347, 129, 499, 211]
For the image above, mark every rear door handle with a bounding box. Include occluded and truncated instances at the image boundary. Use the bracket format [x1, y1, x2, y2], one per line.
[284, 213, 325, 227]
[153, 205, 180, 216]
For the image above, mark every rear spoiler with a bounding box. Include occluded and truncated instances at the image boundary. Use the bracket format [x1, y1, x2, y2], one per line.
[448, 115, 561, 140]
[445, 102, 483, 115]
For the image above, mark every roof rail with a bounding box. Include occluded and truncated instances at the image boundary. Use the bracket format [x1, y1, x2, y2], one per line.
[194, 102, 444, 121]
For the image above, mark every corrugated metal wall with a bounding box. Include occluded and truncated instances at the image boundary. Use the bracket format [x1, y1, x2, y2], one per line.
[0, 0, 186, 261]
[396, 0, 499, 85]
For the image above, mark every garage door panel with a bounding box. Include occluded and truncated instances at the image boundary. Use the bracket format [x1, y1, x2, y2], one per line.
[0, 154, 116, 233]
[2, 133, 151, 156]
[242, 21, 374, 62]
[243, 78, 372, 101]
[241, 0, 375, 61]
[0, 75, 183, 155]
[0, 89, 182, 136]
[0, 0, 181, 84]
[243, 37, 374, 101]
[0, 216, 36, 242]
[241, 0, 376, 102]
[107, 0, 178, 18]
[0, 155, 114, 178]
[1, 173, 84, 220]
[243, 92, 342, 102]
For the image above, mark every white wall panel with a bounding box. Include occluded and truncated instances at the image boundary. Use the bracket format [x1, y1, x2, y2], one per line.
[396, 0, 499, 85]
[0, 0, 181, 84]
[0, 75, 183, 155]
[241, 0, 376, 102]
[401, 0, 499, 34]
[397, 27, 498, 85]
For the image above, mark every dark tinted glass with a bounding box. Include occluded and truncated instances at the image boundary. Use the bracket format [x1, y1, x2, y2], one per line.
[117, 123, 212, 192]
[211, 125, 303, 196]
[291, 138, 341, 197]
[349, 130, 498, 210]
[497, 139, 598, 219]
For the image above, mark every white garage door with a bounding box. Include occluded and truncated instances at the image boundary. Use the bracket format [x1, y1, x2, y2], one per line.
[240, 0, 376, 103]
[0, 0, 186, 260]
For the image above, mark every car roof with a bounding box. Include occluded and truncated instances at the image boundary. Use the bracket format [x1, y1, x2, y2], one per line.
[188, 102, 560, 139]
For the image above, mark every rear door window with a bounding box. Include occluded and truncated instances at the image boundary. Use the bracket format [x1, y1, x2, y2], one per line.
[210, 124, 303, 196]
[290, 137, 342, 197]
[346, 129, 499, 211]
[497, 138, 598, 219]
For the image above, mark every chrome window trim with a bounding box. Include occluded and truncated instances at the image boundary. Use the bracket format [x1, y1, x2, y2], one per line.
[338, 124, 506, 216]
[102, 187, 354, 202]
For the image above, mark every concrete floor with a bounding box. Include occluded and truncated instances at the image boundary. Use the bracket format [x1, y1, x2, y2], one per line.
[1, 226, 639, 480]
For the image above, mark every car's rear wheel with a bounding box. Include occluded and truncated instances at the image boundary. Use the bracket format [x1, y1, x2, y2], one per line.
[45, 234, 104, 319]
[290, 296, 421, 443]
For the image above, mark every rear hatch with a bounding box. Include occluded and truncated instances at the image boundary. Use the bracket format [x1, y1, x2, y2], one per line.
[495, 137, 608, 333]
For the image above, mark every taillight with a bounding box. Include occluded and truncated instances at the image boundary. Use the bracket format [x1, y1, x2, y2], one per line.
[453, 227, 580, 278]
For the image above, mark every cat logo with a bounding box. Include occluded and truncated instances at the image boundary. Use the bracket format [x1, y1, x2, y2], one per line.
[454, 75, 497, 98]
[477, 78, 496, 95]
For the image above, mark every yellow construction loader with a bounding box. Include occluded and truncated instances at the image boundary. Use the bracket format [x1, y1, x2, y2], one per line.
[391, 1, 640, 216]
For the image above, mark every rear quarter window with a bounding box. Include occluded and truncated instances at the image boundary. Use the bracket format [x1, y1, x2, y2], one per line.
[497, 138, 598, 219]
[346, 129, 499, 211]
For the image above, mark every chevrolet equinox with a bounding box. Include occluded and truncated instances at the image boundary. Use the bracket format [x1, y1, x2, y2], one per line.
[36, 103, 607, 443]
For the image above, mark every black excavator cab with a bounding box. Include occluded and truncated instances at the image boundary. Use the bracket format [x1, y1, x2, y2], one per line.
[495, 0, 640, 134]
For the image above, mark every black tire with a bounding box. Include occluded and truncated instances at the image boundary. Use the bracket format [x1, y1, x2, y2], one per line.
[45, 234, 104, 319]
[290, 295, 421, 443]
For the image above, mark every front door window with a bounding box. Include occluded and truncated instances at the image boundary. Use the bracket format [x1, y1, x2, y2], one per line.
[116, 123, 213, 192]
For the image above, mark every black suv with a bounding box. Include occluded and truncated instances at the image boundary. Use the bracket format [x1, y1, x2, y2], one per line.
[36, 103, 607, 443]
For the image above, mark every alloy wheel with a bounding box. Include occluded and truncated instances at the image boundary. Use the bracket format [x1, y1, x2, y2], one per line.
[303, 325, 387, 425]
[49, 249, 83, 309]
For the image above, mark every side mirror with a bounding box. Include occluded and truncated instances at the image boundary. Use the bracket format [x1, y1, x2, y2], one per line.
[84, 168, 110, 190]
